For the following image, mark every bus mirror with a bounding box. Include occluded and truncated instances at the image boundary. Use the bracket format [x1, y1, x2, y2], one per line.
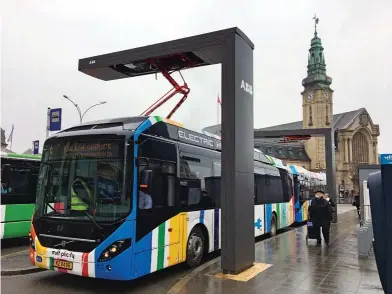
[1, 164, 11, 183]
[139, 170, 153, 188]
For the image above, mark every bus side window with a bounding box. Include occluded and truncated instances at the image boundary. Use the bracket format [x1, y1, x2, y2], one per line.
[1, 162, 39, 205]
[255, 173, 283, 204]
[179, 155, 215, 210]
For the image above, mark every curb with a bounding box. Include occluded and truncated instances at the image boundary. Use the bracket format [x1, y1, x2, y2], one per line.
[1, 267, 46, 276]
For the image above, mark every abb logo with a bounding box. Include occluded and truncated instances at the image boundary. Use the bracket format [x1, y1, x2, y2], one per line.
[240, 80, 253, 95]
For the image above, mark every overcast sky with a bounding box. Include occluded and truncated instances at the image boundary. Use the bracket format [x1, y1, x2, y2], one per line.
[1, 0, 391, 154]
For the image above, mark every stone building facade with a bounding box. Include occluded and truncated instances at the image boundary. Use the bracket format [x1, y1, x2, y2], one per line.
[202, 22, 380, 197]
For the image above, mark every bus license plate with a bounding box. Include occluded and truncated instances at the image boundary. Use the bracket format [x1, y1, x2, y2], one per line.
[54, 259, 73, 270]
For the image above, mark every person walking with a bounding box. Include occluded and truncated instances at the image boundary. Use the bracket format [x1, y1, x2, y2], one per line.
[324, 193, 336, 214]
[353, 190, 360, 217]
[309, 190, 333, 246]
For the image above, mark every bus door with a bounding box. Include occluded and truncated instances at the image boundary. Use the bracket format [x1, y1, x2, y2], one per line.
[134, 137, 180, 274]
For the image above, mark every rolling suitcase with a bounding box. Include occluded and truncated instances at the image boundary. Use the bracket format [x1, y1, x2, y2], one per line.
[306, 220, 320, 243]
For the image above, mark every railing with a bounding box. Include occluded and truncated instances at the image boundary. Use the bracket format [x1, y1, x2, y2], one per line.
[360, 204, 372, 227]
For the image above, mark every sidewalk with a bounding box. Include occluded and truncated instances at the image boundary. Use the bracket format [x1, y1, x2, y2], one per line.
[1, 248, 42, 276]
[170, 207, 383, 294]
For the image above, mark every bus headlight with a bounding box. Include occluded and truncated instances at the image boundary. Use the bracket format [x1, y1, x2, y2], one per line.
[98, 239, 131, 262]
[29, 233, 35, 250]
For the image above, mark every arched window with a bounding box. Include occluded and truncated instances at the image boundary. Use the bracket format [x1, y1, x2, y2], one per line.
[352, 131, 369, 164]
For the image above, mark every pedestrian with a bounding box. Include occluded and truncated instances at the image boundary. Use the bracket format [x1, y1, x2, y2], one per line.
[353, 190, 360, 217]
[324, 193, 336, 211]
[309, 190, 332, 246]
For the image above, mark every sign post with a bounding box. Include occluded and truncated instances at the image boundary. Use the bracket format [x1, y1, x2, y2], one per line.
[33, 141, 39, 155]
[46, 108, 50, 138]
[46, 108, 62, 138]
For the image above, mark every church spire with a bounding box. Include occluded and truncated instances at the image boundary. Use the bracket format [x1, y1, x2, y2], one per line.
[302, 15, 332, 88]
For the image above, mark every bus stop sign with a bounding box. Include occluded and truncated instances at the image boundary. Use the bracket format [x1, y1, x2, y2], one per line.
[49, 108, 62, 131]
[33, 141, 39, 155]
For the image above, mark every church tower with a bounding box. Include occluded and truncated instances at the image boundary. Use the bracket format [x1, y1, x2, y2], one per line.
[302, 17, 333, 171]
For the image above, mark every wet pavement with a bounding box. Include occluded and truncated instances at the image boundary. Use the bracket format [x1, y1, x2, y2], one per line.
[1, 237, 29, 257]
[175, 207, 383, 294]
[1, 205, 383, 294]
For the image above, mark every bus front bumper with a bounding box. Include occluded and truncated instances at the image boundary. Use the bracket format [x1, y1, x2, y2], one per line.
[29, 228, 133, 280]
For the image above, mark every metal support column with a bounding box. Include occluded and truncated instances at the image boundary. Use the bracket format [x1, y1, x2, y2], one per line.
[325, 129, 337, 222]
[221, 33, 255, 274]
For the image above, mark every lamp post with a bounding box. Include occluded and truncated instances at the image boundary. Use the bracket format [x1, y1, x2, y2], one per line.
[62, 95, 107, 123]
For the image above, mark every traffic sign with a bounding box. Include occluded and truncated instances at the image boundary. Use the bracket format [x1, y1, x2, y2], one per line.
[33, 141, 39, 155]
[49, 108, 62, 131]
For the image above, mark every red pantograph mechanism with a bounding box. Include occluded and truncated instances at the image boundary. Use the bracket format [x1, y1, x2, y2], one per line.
[140, 56, 192, 119]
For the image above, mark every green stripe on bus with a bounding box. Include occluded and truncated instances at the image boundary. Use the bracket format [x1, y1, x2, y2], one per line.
[276, 204, 281, 229]
[49, 258, 54, 270]
[3, 220, 31, 239]
[4, 204, 35, 222]
[281, 204, 286, 228]
[154, 116, 162, 123]
[6, 153, 41, 160]
[157, 222, 166, 270]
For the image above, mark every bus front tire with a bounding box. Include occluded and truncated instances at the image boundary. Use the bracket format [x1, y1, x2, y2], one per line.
[186, 226, 205, 268]
[270, 214, 277, 237]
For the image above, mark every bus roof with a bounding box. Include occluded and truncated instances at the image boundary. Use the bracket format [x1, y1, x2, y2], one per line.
[53, 115, 273, 166]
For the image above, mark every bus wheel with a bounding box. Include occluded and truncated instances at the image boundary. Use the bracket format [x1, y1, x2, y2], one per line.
[186, 227, 205, 268]
[270, 214, 277, 237]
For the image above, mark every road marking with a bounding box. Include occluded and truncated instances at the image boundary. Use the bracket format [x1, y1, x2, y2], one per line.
[214, 262, 272, 282]
[1, 249, 29, 259]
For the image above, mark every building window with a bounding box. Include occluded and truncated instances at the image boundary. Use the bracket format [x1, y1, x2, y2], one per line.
[352, 131, 369, 165]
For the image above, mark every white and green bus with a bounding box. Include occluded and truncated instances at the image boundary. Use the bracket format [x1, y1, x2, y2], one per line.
[1, 151, 41, 239]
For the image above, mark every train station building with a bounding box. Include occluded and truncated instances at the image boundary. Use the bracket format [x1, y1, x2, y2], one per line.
[203, 24, 380, 198]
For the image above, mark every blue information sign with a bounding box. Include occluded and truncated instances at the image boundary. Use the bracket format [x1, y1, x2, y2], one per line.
[49, 108, 62, 131]
[380, 154, 392, 165]
[33, 140, 39, 155]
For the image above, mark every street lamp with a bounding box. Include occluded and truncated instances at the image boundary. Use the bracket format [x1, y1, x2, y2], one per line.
[62, 95, 107, 123]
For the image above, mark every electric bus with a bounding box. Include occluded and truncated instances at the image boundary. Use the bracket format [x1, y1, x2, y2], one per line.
[1, 152, 41, 239]
[289, 165, 326, 223]
[28, 116, 297, 280]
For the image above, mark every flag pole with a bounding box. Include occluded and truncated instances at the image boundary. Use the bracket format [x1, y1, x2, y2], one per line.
[217, 94, 219, 125]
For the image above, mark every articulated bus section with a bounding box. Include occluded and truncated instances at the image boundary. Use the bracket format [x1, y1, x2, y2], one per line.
[1, 152, 41, 239]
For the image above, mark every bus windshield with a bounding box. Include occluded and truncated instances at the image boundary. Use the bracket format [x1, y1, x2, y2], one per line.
[35, 137, 131, 222]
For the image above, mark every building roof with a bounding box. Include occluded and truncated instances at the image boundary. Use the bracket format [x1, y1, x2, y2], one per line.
[257, 108, 365, 132]
[202, 108, 366, 136]
[254, 139, 311, 162]
[202, 108, 368, 164]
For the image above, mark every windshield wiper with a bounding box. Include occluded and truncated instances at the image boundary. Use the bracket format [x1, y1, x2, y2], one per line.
[71, 209, 106, 240]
